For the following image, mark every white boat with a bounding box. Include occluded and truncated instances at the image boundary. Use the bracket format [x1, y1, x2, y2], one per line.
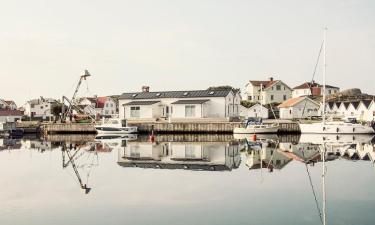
[299, 133, 374, 144]
[300, 121, 374, 134]
[95, 118, 137, 134]
[233, 123, 279, 134]
[300, 28, 374, 135]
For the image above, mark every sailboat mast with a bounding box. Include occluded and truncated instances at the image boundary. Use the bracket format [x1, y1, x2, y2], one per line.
[322, 28, 327, 125]
[322, 144, 327, 225]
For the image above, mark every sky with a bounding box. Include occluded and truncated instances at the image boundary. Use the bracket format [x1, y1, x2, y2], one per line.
[0, 0, 374, 106]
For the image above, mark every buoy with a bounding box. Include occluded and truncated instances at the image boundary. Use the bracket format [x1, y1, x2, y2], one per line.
[149, 130, 155, 142]
[252, 134, 257, 141]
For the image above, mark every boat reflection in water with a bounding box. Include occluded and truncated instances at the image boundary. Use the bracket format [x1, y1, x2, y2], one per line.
[116, 137, 242, 171]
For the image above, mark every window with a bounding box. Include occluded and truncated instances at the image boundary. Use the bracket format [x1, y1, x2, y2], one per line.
[289, 109, 292, 114]
[130, 106, 140, 118]
[106, 103, 109, 107]
[276, 85, 281, 90]
[258, 96, 260, 100]
[185, 105, 196, 117]
[248, 96, 252, 100]
[328, 90, 332, 94]
[110, 103, 113, 107]
[105, 110, 109, 114]
[283, 95, 287, 100]
[271, 95, 274, 101]
[185, 145, 196, 158]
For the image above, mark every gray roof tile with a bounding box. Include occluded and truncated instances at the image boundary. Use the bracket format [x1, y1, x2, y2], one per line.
[119, 90, 232, 100]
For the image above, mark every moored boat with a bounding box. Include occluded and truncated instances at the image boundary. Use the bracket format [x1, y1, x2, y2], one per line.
[95, 118, 137, 134]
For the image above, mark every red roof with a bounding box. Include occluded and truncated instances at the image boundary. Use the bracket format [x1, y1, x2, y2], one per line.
[278, 97, 305, 108]
[96, 97, 107, 108]
[0, 110, 23, 116]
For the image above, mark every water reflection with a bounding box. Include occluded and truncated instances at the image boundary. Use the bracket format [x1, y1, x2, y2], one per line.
[117, 138, 241, 171]
[1, 134, 375, 225]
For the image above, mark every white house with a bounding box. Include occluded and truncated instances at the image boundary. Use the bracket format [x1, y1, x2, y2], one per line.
[118, 89, 241, 121]
[78, 96, 117, 118]
[0, 110, 23, 122]
[0, 100, 17, 110]
[278, 96, 320, 119]
[242, 77, 292, 105]
[239, 103, 269, 119]
[326, 99, 375, 122]
[292, 81, 340, 98]
[24, 97, 56, 118]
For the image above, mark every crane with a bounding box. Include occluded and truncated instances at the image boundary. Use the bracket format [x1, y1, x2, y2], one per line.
[61, 70, 95, 122]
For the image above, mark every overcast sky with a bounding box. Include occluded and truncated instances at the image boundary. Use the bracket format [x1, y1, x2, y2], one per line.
[0, 0, 374, 105]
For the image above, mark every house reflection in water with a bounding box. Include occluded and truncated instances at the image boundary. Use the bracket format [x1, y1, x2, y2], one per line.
[0, 138, 22, 151]
[242, 134, 375, 173]
[245, 141, 292, 172]
[117, 141, 241, 171]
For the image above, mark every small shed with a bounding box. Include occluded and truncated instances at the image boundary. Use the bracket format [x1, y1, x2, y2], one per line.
[239, 103, 269, 119]
[278, 97, 320, 119]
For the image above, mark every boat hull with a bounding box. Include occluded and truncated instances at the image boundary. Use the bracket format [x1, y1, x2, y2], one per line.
[300, 123, 375, 134]
[95, 126, 138, 134]
[233, 125, 279, 134]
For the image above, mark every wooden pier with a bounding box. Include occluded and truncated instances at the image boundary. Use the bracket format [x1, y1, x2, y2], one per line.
[39, 120, 301, 135]
[41, 123, 97, 135]
[129, 120, 301, 134]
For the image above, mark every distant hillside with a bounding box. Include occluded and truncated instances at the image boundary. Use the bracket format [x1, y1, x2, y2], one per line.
[326, 88, 375, 102]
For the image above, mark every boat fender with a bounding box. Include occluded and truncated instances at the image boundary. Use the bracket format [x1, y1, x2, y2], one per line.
[252, 134, 257, 141]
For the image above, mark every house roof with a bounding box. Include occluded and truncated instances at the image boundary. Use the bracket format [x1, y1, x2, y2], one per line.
[171, 99, 210, 104]
[248, 103, 268, 111]
[4, 100, 16, 105]
[119, 90, 232, 100]
[351, 101, 360, 109]
[249, 80, 292, 91]
[96, 97, 107, 108]
[362, 100, 373, 109]
[123, 101, 161, 106]
[0, 110, 23, 116]
[327, 102, 335, 110]
[293, 81, 339, 90]
[343, 102, 350, 109]
[278, 96, 318, 108]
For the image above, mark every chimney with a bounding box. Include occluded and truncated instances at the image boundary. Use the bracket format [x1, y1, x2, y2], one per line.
[269, 77, 274, 81]
[142, 86, 150, 92]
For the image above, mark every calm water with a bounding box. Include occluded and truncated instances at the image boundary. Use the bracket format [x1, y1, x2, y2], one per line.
[1, 134, 375, 225]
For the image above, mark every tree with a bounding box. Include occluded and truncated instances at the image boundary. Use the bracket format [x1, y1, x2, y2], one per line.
[240, 100, 256, 108]
[51, 103, 63, 118]
[207, 86, 240, 93]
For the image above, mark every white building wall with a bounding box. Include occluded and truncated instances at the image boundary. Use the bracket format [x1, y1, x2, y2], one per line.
[119, 95, 236, 120]
[102, 98, 117, 116]
[279, 100, 319, 119]
[24, 101, 54, 118]
[171, 104, 204, 118]
[239, 104, 269, 118]
[262, 83, 292, 105]
[292, 89, 311, 98]
[0, 115, 22, 122]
